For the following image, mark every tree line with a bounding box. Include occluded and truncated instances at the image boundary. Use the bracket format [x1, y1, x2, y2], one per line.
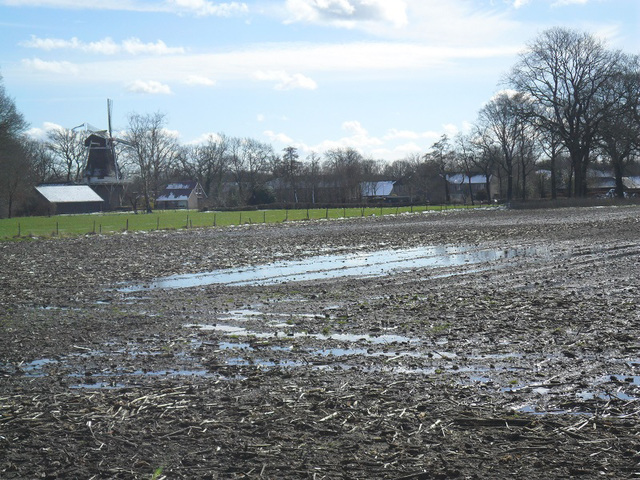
[1, 27, 638, 218]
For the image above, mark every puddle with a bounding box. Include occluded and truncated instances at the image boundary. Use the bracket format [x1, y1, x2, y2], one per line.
[577, 391, 637, 401]
[70, 382, 126, 389]
[185, 323, 419, 344]
[516, 405, 580, 415]
[119, 245, 550, 291]
[21, 358, 59, 377]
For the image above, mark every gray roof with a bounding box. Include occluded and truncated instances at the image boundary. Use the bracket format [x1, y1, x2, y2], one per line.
[36, 185, 104, 204]
[446, 174, 488, 185]
[157, 192, 190, 202]
[361, 181, 395, 197]
[623, 176, 640, 189]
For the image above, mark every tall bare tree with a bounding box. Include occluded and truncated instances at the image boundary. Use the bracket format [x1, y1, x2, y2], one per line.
[278, 146, 302, 203]
[124, 112, 178, 212]
[510, 27, 625, 197]
[303, 151, 321, 204]
[424, 134, 454, 203]
[323, 147, 363, 203]
[470, 127, 500, 201]
[597, 54, 640, 197]
[477, 92, 530, 201]
[0, 73, 29, 218]
[46, 127, 85, 183]
[179, 133, 229, 205]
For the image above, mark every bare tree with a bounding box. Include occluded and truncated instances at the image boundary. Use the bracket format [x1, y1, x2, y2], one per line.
[323, 147, 363, 203]
[510, 27, 625, 197]
[477, 92, 530, 201]
[303, 151, 321, 204]
[226, 137, 273, 205]
[24, 139, 57, 184]
[179, 133, 229, 205]
[0, 73, 29, 218]
[123, 112, 179, 212]
[424, 134, 455, 203]
[454, 133, 477, 205]
[47, 127, 85, 183]
[278, 146, 302, 203]
[597, 54, 640, 198]
[469, 127, 500, 201]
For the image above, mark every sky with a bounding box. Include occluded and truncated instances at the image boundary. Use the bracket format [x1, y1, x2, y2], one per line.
[1, 0, 638, 162]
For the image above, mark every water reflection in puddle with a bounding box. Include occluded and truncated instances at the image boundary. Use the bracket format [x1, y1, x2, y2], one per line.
[120, 245, 548, 291]
[185, 323, 419, 344]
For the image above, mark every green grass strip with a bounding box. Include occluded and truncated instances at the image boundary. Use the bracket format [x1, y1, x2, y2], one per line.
[0, 204, 482, 240]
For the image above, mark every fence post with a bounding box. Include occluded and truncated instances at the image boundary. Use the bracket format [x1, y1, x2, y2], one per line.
[263, 211, 266, 223]
[56, 221, 59, 236]
[93, 220, 96, 234]
[157, 216, 160, 230]
[239, 212, 242, 225]
[326, 208, 329, 219]
[99, 224, 102, 234]
[125, 218, 128, 231]
[17, 223, 20, 237]
[307, 208, 309, 220]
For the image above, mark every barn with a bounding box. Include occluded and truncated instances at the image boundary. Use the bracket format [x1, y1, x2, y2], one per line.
[35, 185, 104, 215]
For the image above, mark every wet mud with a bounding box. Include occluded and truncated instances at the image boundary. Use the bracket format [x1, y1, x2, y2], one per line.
[1, 206, 639, 478]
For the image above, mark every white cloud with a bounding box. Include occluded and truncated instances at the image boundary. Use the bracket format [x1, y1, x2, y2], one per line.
[256, 114, 265, 122]
[166, 0, 248, 16]
[442, 123, 460, 137]
[253, 118, 476, 161]
[185, 132, 224, 145]
[283, 0, 521, 46]
[263, 130, 294, 144]
[285, 0, 408, 28]
[122, 38, 185, 55]
[383, 128, 440, 141]
[552, 0, 589, 6]
[183, 74, 216, 86]
[126, 80, 173, 94]
[342, 120, 368, 136]
[26, 121, 64, 140]
[14, 41, 519, 89]
[162, 127, 181, 139]
[21, 35, 185, 55]
[252, 70, 318, 90]
[1, 0, 249, 16]
[512, 0, 530, 8]
[21, 57, 79, 74]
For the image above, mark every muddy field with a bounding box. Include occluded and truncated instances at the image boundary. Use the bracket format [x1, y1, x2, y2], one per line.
[1, 206, 640, 479]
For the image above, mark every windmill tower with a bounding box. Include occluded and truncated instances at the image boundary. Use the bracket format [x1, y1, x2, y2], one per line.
[82, 99, 130, 209]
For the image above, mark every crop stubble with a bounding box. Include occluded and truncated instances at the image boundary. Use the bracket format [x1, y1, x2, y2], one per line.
[1, 206, 639, 478]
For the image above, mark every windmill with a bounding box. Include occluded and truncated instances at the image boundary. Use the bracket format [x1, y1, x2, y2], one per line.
[81, 99, 131, 209]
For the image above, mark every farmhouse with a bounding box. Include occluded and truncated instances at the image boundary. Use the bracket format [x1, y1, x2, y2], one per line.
[156, 181, 207, 210]
[446, 174, 497, 202]
[35, 184, 104, 215]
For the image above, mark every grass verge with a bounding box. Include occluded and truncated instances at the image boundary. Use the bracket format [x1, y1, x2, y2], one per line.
[0, 204, 481, 240]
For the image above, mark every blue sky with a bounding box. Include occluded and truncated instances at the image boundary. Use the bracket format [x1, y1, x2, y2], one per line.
[1, 0, 638, 161]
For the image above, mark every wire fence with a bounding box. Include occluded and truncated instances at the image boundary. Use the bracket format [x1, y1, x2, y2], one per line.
[1, 204, 482, 239]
